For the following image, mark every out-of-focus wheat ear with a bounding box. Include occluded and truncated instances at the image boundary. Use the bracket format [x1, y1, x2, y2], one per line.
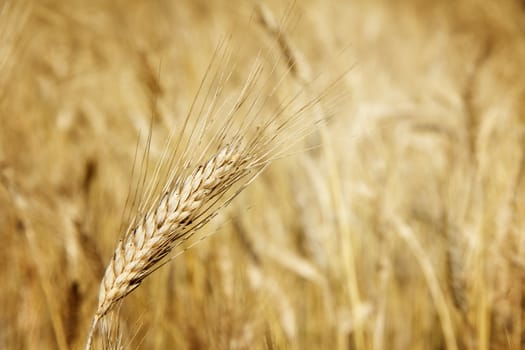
[1, 174, 69, 350]
[0, 0, 31, 101]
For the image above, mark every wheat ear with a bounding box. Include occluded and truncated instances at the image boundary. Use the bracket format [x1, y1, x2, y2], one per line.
[84, 22, 333, 347]
[84, 142, 258, 348]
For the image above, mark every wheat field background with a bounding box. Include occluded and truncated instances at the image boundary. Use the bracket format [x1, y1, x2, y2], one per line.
[1, 0, 525, 349]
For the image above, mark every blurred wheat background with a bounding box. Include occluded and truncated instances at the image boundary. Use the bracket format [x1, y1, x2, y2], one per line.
[2, 0, 525, 349]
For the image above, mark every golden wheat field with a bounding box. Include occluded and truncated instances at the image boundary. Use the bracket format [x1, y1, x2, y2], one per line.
[2, 0, 525, 349]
